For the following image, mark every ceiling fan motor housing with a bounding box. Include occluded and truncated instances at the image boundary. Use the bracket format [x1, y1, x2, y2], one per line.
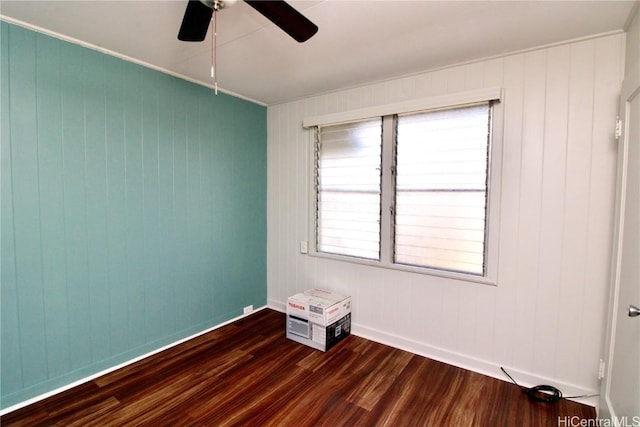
[201, 0, 226, 12]
[179, 0, 318, 43]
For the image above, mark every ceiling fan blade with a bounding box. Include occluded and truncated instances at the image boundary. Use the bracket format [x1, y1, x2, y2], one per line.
[245, 1, 318, 43]
[178, 0, 213, 42]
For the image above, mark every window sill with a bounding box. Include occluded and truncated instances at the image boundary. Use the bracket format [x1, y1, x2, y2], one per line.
[307, 250, 498, 286]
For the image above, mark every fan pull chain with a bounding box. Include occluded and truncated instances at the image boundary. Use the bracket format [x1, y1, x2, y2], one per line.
[210, 8, 218, 94]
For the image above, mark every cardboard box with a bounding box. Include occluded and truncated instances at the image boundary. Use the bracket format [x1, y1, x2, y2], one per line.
[286, 289, 352, 351]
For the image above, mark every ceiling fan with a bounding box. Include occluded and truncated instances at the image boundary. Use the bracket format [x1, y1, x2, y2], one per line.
[177, 0, 318, 43]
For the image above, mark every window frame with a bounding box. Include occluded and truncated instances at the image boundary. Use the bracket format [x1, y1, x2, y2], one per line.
[304, 88, 504, 285]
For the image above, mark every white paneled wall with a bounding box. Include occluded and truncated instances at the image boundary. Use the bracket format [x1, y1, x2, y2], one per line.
[267, 33, 624, 401]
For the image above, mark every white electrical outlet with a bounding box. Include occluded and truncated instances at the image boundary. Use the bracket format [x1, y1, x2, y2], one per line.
[243, 305, 253, 314]
[300, 240, 308, 254]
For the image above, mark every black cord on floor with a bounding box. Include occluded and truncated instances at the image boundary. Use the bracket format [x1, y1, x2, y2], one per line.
[500, 367, 599, 403]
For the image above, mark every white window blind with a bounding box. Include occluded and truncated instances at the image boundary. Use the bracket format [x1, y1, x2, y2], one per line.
[315, 119, 382, 260]
[394, 103, 492, 275]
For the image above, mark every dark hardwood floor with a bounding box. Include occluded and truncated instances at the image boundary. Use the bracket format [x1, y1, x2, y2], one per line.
[2, 309, 595, 426]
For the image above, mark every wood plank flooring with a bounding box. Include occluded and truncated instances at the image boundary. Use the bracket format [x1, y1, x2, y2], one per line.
[2, 309, 596, 426]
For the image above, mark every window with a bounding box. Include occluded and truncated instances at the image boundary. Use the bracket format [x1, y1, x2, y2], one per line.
[305, 88, 502, 282]
[315, 119, 382, 260]
[394, 104, 491, 275]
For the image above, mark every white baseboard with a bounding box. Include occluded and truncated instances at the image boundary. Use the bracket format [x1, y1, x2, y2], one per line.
[13, 300, 594, 416]
[0, 306, 267, 416]
[268, 300, 598, 407]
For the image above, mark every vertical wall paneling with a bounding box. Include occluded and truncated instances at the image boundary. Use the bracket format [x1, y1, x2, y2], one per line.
[124, 62, 146, 348]
[61, 41, 93, 372]
[1, 21, 23, 393]
[141, 69, 161, 342]
[533, 44, 570, 379]
[186, 85, 201, 322]
[266, 33, 624, 399]
[156, 74, 175, 339]
[199, 90, 214, 329]
[1, 22, 267, 409]
[295, 102, 306, 297]
[10, 26, 49, 389]
[104, 54, 130, 356]
[83, 48, 111, 363]
[36, 33, 71, 379]
[513, 49, 547, 371]
[556, 40, 597, 382]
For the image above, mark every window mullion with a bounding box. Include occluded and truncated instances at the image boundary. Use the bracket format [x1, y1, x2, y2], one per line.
[379, 115, 395, 264]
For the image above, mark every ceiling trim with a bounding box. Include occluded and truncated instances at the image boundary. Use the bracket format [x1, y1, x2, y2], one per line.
[0, 14, 268, 107]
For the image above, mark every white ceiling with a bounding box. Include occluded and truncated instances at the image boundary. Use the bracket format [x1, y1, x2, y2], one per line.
[0, 1, 635, 105]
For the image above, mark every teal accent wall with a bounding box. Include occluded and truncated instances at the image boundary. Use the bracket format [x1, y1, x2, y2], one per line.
[1, 21, 267, 409]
